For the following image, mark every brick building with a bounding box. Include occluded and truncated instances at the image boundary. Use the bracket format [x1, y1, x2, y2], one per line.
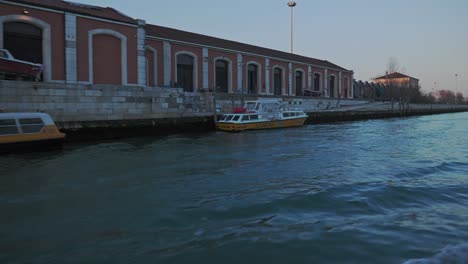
[0, 0, 354, 98]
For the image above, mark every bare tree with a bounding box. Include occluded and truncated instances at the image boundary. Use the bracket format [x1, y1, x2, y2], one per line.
[456, 92, 464, 104]
[387, 57, 400, 74]
[436, 90, 456, 103]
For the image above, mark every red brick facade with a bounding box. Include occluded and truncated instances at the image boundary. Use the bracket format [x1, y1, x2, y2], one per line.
[0, 0, 354, 98]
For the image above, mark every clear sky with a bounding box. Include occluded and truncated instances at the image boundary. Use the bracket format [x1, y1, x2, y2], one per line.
[74, 0, 468, 95]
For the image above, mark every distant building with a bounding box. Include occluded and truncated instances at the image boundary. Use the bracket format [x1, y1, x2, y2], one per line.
[373, 72, 419, 89]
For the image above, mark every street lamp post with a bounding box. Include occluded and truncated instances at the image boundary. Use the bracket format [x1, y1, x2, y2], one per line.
[287, 1, 297, 54]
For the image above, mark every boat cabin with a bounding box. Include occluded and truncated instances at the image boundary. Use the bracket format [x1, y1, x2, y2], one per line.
[219, 113, 260, 123]
[0, 112, 65, 149]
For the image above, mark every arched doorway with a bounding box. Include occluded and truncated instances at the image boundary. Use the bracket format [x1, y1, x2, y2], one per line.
[93, 34, 122, 85]
[145, 47, 157, 87]
[3, 22, 42, 64]
[247, 64, 258, 94]
[343, 77, 349, 98]
[274, 67, 283, 96]
[215, 60, 228, 93]
[295, 71, 303, 96]
[0, 15, 51, 81]
[177, 54, 194, 92]
[329, 76, 336, 98]
[314, 73, 321, 96]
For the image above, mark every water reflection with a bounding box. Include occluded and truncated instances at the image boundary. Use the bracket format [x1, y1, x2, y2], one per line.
[1, 112, 468, 264]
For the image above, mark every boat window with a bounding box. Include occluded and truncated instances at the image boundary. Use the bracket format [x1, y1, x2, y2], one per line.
[245, 102, 256, 111]
[226, 115, 234, 121]
[242, 115, 249, 121]
[19, 118, 44, 133]
[220, 115, 227, 121]
[0, 50, 7, 59]
[232, 116, 240, 121]
[250, 115, 258, 120]
[0, 119, 19, 135]
[255, 104, 260, 111]
[284, 113, 290, 117]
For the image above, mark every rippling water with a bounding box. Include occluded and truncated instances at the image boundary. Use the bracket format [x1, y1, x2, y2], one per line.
[1, 112, 468, 264]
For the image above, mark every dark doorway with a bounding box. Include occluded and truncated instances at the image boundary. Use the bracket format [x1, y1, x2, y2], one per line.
[247, 64, 258, 94]
[4, 22, 42, 63]
[329, 76, 335, 98]
[274, 68, 282, 96]
[177, 54, 194, 92]
[295, 71, 303, 96]
[343, 78, 349, 98]
[314, 73, 321, 92]
[215, 60, 228, 93]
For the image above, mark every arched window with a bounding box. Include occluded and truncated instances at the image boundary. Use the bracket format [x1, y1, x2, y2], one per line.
[274, 67, 283, 96]
[295, 70, 304, 96]
[176, 54, 195, 92]
[215, 59, 229, 93]
[247, 64, 258, 94]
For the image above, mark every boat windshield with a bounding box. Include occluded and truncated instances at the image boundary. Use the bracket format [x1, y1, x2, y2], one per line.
[0, 50, 7, 59]
[245, 102, 257, 111]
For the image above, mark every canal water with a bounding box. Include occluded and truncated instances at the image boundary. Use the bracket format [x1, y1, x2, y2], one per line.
[1, 112, 468, 264]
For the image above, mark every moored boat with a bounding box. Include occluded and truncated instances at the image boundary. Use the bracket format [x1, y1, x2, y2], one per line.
[0, 112, 65, 152]
[216, 99, 308, 132]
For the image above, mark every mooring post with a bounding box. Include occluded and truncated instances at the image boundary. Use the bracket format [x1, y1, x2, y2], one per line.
[212, 91, 217, 125]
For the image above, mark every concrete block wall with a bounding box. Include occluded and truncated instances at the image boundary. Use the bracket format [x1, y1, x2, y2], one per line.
[1, 81, 467, 131]
[0, 81, 215, 128]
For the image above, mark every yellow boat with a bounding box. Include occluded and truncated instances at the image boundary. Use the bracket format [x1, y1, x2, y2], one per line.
[0, 112, 65, 152]
[216, 100, 308, 132]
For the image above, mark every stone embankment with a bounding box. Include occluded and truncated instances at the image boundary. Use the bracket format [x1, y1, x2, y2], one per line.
[1, 80, 467, 140]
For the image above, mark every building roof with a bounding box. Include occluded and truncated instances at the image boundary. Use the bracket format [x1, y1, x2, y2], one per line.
[9, 0, 137, 24]
[374, 72, 419, 81]
[146, 24, 351, 72]
[10, 0, 351, 72]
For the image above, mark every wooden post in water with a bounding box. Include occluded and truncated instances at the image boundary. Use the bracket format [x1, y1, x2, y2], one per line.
[212, 90, 217, 125]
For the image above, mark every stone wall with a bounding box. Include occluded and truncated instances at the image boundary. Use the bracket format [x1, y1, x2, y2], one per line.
[1, 81, 467, 133]
[0, 80, 370, 127]
[0, 81, 215, 129]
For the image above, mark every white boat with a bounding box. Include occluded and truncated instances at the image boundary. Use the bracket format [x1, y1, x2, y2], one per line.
[0, 112, 65, 152]
[216, 99, 308, 132]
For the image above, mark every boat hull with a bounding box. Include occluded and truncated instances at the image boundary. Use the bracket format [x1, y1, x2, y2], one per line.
[0, 125, 66, 153]
[216, 117, 307, 132]
[0, 137, 65, 154]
